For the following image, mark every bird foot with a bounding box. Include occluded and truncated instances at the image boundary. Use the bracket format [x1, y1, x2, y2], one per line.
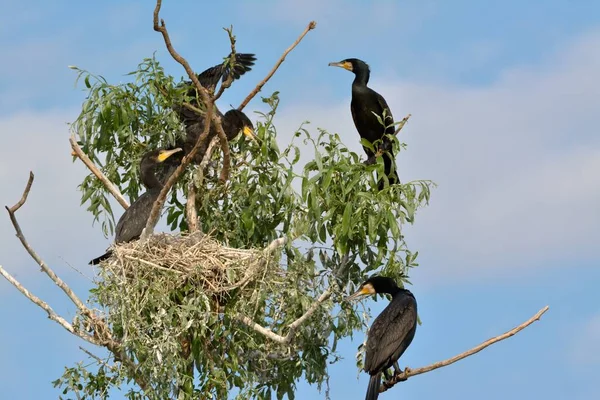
[395, 367, 410, 382]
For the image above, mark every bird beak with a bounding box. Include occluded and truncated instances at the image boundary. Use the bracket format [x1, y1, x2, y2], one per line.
[243, 126, 257, 141]
[328, 61, 353, 71]
[344, 284, 375, 302]
[157, 147, 182, 162]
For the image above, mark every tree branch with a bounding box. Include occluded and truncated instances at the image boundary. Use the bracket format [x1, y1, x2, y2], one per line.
[237, 21, 317, 111]
[380, 305, 550, 393]
[69, 134, 129, 210]
[185, 182, 198, 232]
[0, 265, 99, 346]
[5, 172, 89, 312]
[393, 113, 412, 136]
[153, 0, 231, 184]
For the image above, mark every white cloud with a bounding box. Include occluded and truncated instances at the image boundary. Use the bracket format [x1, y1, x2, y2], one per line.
[271, 30, 600, 283]
[570, 314, 600, 365]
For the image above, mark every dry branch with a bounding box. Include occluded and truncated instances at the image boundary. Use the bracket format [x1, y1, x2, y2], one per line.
[0, 265, 100, 344]
[153, 0, 231, 185]
[2, 171, 153, 395]
[69, 134, 130, 210]
[238, 21, 317, 111]
[380, 305, 550, 393]
[393, 113, 412, 136]
[5, 172, 88, 312]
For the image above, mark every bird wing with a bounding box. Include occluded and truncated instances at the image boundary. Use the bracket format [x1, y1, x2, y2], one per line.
[176, 53, 256, 124]
[196, 53, 257, 92]
[114, 191, 157, 243]
[373, 90, 395, 136]
[364, 293, 417, 373]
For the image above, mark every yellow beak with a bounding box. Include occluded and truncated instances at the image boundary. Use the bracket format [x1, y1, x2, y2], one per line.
[243, 126, 257, 141]
[157, 147, 182, 162]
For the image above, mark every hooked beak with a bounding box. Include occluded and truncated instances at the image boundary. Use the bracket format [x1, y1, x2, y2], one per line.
[343, 285, 374, 302]
[243, 126, 257, 141]
[157, 147, 182, 162]
[328, 61, 353, 71]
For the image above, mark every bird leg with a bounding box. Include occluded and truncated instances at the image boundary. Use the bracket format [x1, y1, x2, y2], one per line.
[392, 362, 410, 382]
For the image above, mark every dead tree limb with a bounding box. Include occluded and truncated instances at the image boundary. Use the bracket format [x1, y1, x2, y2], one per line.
[1, 172, 154, 396]
[69, 134, 129, 210]
[380, 305, 550, 393]
[238, 21, 317, 111]
[5, 172, 88, 312]
[153, 0, 231, 184]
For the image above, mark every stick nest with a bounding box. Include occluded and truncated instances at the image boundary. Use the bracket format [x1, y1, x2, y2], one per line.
[99, 231, 282, 298]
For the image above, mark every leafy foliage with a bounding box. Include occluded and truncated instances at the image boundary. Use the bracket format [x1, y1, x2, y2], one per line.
[62, 56, 434, 399]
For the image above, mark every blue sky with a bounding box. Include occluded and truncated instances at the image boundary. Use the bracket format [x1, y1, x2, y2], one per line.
[1, 1, 599, 399]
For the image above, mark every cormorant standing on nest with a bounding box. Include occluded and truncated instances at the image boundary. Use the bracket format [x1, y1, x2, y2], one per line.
[173, 53, 257, 164]
[89, 147, 182, 265]
[328, 58, 399, 189]
[346, 276, 417, 400]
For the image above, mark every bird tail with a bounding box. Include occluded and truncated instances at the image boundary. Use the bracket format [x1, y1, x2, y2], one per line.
[89, 251, 112, 266]
[366, 372, 381, 400]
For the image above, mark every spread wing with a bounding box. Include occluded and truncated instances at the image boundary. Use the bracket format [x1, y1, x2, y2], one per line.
[364, 292, 417, 373]
[196, 53, 257, 91]
[175, 53, 256, 124]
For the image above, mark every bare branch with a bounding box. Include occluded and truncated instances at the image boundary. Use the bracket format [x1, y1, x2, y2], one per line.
[5, 173, 88, 312]
[185, 182, 198, 232]
[393, 113, 412, 136]
[69, 134, 129, 210]
[7, 171, 34, 213]
[0, 265, 100, 345]
[238, 21, 317, 111]
[287, 289, 332, 335]
[236, 314, 287, 344]
[380, 305, 550, 393]
[237, 285, 333, 345]
[263, 237, 288, 254]
[212, 27, 238, 102]
[147, 0, 236, 236]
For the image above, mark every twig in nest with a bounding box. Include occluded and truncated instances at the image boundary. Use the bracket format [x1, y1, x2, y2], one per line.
[379, 305, 550, 393]
[69, 134, 130, 210]
[237, 21, 317, 111]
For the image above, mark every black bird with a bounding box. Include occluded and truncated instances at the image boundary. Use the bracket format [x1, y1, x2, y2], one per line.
[328, 58, 399, 189]
[346, 276, 417, 400]
[89, 148, 182, 265]
[176, 108, 256, 165]
[173, 53, 257, 164]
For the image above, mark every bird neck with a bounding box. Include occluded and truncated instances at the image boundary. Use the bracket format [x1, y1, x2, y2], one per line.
[140, 166, 163, 190]
[352, 68, 370, 87]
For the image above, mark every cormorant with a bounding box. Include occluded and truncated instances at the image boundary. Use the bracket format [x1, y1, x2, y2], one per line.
[173, 53, 257, 164]
[328, 58, 399, 189]
[346, 276, 417, 400]
[89, 147, 182, 265]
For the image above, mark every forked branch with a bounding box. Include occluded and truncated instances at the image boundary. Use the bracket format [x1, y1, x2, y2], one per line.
[153, 0, 231, 184]
[380, 305, 550, 393]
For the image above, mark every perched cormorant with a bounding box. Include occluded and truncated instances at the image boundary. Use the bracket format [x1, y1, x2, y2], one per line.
[173, 53, 257, 164]
[328, 58, 399, 189]
[346, 276, 417, 400]
[89, 147, 182, 265]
